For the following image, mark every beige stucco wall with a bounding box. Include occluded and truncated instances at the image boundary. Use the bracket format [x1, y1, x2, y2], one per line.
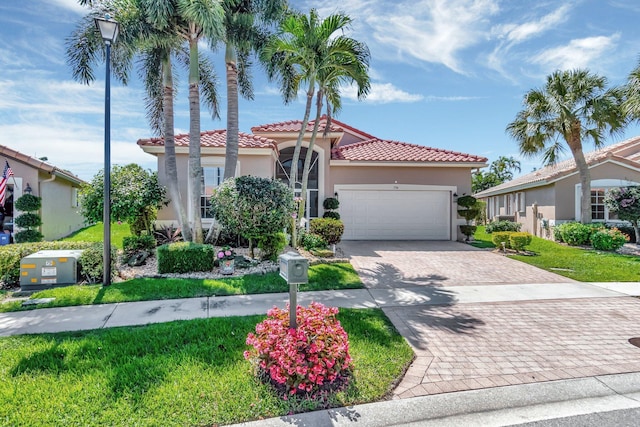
[39, 176, 85, 240]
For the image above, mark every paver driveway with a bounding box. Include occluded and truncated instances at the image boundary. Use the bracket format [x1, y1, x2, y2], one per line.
[340, 240, 575, 287]
[339, 240, 640, 399]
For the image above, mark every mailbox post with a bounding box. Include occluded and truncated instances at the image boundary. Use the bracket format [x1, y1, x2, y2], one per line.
[278, 252, 309, 329]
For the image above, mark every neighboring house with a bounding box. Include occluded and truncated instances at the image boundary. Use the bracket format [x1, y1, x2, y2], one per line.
[475, 136, 640, 238]
[138, 117, 487, 240]
[0, 145, 86, 241]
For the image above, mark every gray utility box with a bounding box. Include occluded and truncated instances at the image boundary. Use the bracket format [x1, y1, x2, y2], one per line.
[279, 252, 309, 284]
[20, 250, 84, 291]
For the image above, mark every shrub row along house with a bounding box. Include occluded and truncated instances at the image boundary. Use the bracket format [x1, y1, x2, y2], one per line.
[138, 117, 487, 241]
[475, 136, 640, 237]
[0, 145, 85, 241]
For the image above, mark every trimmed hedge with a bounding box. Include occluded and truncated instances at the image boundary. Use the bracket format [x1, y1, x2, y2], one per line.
[301, 232, 327, 251]
[79, 243, 118, 284]
[492, 231, 514, 249]
[0, 241, 94, 287]
[591, 228, 629, 251]
[509, 232, 533, 251]
[310, 218, 344, 245]
[485, 220, 521, 234]
[156, 242, 215, 274]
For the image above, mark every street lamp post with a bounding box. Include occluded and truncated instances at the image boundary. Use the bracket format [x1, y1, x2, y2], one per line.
[95, 14, 119, 286]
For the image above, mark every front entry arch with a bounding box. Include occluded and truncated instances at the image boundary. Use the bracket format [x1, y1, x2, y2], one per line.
[276, 146, 319, 219]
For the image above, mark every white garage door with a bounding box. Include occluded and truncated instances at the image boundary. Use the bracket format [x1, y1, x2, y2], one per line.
[338, 189, 451, 240]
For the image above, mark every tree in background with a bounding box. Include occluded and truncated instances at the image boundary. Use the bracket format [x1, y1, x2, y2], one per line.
[472, 156, 521, 193]
[79, 164, 168, 236]
[605, 186, 640, 245]
[506, 69, 627, 224]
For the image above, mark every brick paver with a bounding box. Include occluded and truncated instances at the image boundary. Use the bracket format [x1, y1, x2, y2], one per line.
[340, 241, 575, 287]
[386, 297, 640, 399]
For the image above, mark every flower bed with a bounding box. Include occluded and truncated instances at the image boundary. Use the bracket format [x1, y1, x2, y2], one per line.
[244, 302, 352, 398]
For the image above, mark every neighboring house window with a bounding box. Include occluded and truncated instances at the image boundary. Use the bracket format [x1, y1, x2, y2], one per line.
[71, 188, 79, 208]
[516, 192, 526, 213]
[201, 167, 224, 219]
[505, 194, 512, 215]
[590, 188, 618, 221]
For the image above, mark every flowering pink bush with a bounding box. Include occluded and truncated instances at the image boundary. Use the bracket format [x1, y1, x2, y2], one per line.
[244, 302, 352, 397]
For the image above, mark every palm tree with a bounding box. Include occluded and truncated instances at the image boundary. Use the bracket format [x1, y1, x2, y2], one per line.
[506, 69, 626, 224]
[262, 9, 370, 226]
[219, 0, 287, 180]
[490, 156, 521, 182]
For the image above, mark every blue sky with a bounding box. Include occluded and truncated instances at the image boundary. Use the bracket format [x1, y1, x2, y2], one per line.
[2, 0, 640, 181]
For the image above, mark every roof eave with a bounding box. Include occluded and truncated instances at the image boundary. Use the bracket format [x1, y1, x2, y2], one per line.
[330, 160, 488, 168]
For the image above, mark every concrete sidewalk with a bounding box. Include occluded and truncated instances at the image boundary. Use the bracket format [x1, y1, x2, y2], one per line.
[0, 282, 637, 337]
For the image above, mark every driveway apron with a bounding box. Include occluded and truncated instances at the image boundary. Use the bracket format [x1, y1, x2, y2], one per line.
[339, 240, 640, 399]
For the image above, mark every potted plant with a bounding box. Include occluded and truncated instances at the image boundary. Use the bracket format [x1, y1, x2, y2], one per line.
[217, 245, 236, 274]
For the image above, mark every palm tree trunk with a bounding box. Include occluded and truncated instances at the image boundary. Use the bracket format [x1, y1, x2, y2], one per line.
[298, 89, 323, 223]
[568, 126, 592, 224]
[188, 29, 204, 243]
[162, 55, 192, 242]
[224, 43, 239, 180]
[290, 79, 315, 190]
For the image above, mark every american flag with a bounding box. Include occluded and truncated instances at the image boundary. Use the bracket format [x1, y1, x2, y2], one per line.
[0, 161, 14, 207]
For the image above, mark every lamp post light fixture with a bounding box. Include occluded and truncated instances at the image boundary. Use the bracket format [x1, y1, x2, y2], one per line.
[95, 14, 119, 286]
[24, 183, 32, 195]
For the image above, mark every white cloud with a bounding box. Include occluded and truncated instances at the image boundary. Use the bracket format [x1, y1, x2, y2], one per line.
[425, 95, 481, 102]
[494, 4, 571, 43]
[342, 82, 423, 104]
[531, 34, 620, 71]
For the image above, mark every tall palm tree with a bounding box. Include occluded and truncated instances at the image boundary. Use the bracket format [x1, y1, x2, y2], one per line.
[623, 61, 640, 121]
[506, 69, 627, 224]
[489, 156, 521, 182]
[262, 9, 370, 226]
[219, 0, 287, 180]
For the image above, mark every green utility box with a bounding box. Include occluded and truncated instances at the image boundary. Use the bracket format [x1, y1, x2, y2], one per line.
[20, 250, 84, 291]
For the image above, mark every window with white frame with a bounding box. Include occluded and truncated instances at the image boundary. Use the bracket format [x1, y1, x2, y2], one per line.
[201, 166, 224, 219]
[505, 194, 512, 215]
[590, 188, 618, 221]
[71, 188, 79, 208]
[516, 192, 526, 213]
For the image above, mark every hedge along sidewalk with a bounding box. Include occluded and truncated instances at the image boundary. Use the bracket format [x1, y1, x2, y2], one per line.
[0, 263, 362, 313]
[472, 226, 640, 282]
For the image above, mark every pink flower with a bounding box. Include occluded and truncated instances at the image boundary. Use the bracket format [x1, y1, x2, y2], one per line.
[217, 252, 224, 259]
[225, 250, 232, 256]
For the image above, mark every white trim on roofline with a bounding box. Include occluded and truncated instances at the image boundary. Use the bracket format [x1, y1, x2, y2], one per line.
[140, 145, 277, 158]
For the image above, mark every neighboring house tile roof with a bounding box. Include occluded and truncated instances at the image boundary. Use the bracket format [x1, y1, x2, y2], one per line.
[331, 139, 488, 163]
[475, 135, 640, 197]
[137, 130, 278, 150]
[0, 144, 85, 185]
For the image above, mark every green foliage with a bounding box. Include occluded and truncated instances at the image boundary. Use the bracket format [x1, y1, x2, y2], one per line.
[14, 229, 44, 244]
[0, 241, 94, 286]
[323, 197, 340, 210]
[123, 235, 156, 254]
[555, 222, 594, 246]
[210, 177, 294, 254]
[153, 224, 183, 245]
[257, 232, 287, 261]
[157, 242, 215, 274]
[310, 248, 334, 258]
[14, 213, 42, 228]
[456, 195, 482, 227]
[472, 156, 522, 193]
[80, 164, 168, 235]
[78, 243, 118, 284]
[301, 232, 327, 251]
[486, 220, 522, 233]
[492, 231, 514, 249]
[459, 225, 477, 239]
[509, 232, 533, 251]
[322, 211, 341, 220]
[310, 218, 344, 245]
[591, 228, 629, 251]
[456, 195, 477, 208]
[606, 187, 640, 242]
[14, 194, 41, 211]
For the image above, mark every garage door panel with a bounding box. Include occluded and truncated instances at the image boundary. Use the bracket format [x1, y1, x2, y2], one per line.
[339, 189, 451, 240]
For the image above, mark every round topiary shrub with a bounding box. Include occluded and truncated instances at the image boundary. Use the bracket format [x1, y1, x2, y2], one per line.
[14, 229, 44, 243]
[323, 197, 339, 210]
[244, 303, 352, 398]
[14, 213, 42, 229]
[322, 211, 340, 220]
[14, 194, 41, 212]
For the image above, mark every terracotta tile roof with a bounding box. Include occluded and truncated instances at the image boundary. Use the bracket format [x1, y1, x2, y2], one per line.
[251, 115, 345, 134]
[331, 138, 488, 163]
[137, 130, 278, 150]
[475, 135, 640, 197]
[0, 144, 85, 185]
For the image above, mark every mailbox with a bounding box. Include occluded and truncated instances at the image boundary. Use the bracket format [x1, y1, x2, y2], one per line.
[279, 252, 308, 284]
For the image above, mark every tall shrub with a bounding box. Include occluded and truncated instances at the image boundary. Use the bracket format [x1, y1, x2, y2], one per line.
[14, 194, 43, 243]
[210, 176, 294, 257]
[606, 187, 640, 245]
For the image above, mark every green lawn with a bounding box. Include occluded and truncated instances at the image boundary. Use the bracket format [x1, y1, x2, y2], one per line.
[0, 308, 413, 426]
[59, 222, 132, 249]
[472, 226, 640, 282]
[0, 263, 362, 313]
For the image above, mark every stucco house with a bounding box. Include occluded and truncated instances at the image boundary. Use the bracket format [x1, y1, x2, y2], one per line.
[475, 136, 640, 238]
[138, 117, 487, 240]
[0, 145, 86, 241]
